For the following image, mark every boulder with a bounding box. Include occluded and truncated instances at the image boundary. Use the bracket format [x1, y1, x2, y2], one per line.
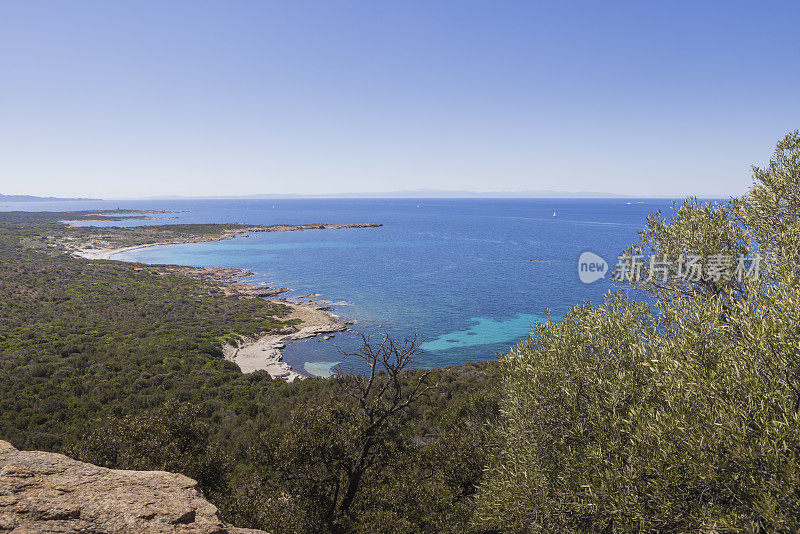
[0, 440, 264, 533]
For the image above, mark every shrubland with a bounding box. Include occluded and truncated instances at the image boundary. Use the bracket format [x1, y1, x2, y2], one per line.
[475, 132, 800, 532]
[2, 132, 800, 532]
[0, 213, 496, 531]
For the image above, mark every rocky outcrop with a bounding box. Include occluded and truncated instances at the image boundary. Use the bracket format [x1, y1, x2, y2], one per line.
[168, 266, 290, 299]
[0, 440, 264, 533]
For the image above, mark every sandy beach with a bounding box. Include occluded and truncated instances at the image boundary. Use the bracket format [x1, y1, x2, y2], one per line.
[222, 301, 347, 382]
[65, 223, 383, 380]
[73, 241, 351, 381]
[73, 242, 190, 260]
[69, 222, 382, 260]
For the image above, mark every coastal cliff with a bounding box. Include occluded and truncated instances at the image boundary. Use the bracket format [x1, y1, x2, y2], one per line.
[0, 440, 264, 533]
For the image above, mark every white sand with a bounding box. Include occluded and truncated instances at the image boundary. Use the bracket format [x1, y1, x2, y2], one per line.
[73, 240, 350, 382]
[73, 242, 184, 260]
[222, 302, 347, 381]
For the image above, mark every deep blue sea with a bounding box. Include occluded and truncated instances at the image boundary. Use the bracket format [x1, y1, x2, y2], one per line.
[4, 198, 683, 376]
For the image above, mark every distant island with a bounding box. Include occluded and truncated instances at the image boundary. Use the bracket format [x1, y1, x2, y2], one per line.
[0, 193, 100, 202]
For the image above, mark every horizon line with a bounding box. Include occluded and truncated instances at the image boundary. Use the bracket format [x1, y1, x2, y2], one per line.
[2, 189, 739, 202]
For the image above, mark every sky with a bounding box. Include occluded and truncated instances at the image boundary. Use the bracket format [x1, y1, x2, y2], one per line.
[1, 1, 798, 199]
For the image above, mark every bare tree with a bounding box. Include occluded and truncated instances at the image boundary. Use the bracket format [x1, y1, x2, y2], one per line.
[270, 332, 436, 533]
[334, 332, 435, 520]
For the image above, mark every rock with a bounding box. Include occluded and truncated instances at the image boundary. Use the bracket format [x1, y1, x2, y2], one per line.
[247, 287, 289, 297]
[289, 323, 347, 340]
[0, 440, 265, 533]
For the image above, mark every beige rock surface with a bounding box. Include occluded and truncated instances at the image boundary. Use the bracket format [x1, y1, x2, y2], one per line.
[0, 440, 265, 533]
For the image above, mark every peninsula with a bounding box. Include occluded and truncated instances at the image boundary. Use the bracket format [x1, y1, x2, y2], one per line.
[8, 209, 382, 380]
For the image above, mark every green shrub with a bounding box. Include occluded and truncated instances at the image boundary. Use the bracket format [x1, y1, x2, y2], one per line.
[476, 132, 800, 532]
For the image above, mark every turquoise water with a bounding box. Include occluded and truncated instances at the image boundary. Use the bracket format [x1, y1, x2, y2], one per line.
[13, 198, 682, 375]
[303, 361, 342, 377]
[420, 314, 544, 351]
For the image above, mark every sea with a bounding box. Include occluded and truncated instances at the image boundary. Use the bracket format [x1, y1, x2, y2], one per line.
[3, 198, 686, 377]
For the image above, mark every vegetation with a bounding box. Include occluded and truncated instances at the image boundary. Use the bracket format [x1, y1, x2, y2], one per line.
[2, 132, 800, 532]
[1, 208, 378, 253]
[475, 131, 800, 532]
[0, 212, 496, 531]
[0, 237, 294, 450]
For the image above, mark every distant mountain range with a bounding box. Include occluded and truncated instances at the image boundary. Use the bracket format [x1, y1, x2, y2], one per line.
[0, 194, 100, 202]
[3, 190, 730, 202]
[144, 189, 631, 200]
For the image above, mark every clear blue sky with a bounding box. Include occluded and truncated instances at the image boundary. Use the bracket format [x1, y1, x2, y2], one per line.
[1, 1, 798, 198]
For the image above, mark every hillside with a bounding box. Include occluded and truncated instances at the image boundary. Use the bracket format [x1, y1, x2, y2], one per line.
[0, 210, 497, 532]
[2, 132, 800, 533]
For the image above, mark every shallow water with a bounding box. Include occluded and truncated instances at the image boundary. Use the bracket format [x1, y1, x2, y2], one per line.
[7, 198, 684, 376]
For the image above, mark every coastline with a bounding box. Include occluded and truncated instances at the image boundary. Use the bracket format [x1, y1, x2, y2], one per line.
[67, 222, 382, 259]
[73, 241, 189, 260]
[222, 301, 347, 382]
[73, 237, 355, 381]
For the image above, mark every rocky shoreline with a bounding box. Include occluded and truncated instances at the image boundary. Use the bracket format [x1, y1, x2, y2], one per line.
[70, 227, 375, 381]
[222, 300, 349, 382]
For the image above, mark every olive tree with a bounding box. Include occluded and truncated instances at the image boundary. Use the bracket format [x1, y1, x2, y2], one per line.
[476, 132, 800, 532]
